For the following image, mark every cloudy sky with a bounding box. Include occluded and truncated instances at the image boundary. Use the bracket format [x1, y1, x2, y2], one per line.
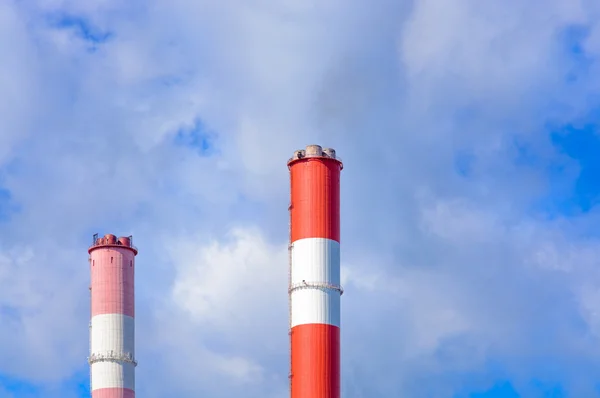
[2, 0, 600, 397]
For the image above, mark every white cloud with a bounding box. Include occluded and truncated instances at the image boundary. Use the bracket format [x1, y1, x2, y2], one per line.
[0, 2, 40, 165]
[0, 244, 87, 382]
[125, 227, 290, 397]
[170, 227, 287, 334]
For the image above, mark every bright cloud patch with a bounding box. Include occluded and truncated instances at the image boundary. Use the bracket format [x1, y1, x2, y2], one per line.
[171, 227, 287, 331]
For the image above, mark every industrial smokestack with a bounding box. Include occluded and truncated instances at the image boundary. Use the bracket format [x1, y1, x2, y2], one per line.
[288, 145, 343, 398]
[88, 233, 138, 398]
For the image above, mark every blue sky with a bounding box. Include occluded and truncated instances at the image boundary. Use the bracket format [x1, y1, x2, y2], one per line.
[3, 0, 600, 397]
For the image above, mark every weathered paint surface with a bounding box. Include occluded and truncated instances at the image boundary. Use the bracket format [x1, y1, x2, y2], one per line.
[91, 314, 135, 354]
[90, 248, 135, 317]
[90, 239, 137, 398]
[91, 362, 135, 390]
[89, 388, 135, 398]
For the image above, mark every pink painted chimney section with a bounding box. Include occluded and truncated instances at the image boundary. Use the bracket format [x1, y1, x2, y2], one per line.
[88, 234, 138, 398]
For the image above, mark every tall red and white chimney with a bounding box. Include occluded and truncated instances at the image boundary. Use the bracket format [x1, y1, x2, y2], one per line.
[288, 145, 343, 398]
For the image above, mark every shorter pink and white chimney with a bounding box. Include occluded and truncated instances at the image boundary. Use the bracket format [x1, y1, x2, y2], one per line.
[88, 233, 138, 398]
